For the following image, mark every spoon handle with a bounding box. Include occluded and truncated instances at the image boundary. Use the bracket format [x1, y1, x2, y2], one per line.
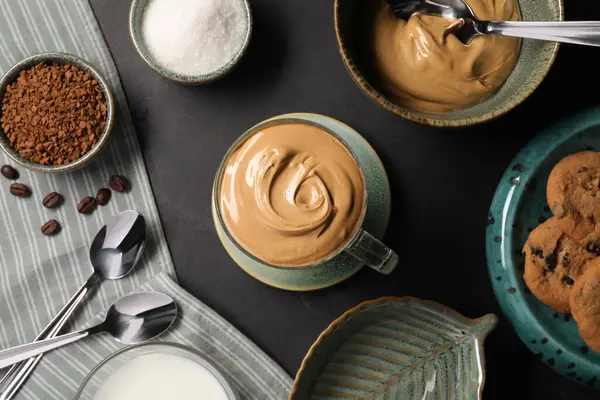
[0, 275, 98, 400]
[486, 21, 600, 47]
[0, 325, 101, 370]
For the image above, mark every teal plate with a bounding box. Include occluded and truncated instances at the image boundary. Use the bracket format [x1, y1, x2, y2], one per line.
[290, 297, 498, 399]
[212, 113, 391, 291]
[486, 107, 600, 389]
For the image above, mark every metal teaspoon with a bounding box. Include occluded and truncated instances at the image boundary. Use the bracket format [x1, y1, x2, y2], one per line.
[0, 292, 177, 369]
[386, 0, 600, 46]
[0, 210, 147, 400]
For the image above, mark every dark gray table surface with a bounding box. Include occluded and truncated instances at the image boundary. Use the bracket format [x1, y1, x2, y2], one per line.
[89, 0, 600, 398]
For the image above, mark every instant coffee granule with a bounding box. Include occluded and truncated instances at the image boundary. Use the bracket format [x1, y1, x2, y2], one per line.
[0, 62, 107, 165]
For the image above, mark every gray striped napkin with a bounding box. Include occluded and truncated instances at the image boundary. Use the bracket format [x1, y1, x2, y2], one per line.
[0, 0, 292, 399]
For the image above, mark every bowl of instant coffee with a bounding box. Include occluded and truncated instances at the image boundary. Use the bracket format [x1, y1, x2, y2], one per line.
[0, 52, 114, 173]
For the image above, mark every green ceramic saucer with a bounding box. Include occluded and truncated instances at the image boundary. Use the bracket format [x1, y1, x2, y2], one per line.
[212, 113, 391, 291]
[486, 107, 600, 389]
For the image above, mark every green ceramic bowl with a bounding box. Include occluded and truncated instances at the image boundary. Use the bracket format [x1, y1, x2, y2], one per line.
[0, 52, 115, 173]
[334, 0, 563, 127]
[290, 297, 498, 399]
[486, 107, 600, 389]
[211, 113, 391, 291]
[129, 0, 252, 85]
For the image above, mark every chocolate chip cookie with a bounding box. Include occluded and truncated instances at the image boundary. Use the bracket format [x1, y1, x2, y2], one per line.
[570, 259, 600, 352]
[547, 151, 600, 240]
[523, 217, 595, 312]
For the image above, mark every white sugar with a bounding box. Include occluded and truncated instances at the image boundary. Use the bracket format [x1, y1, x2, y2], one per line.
[141, 0, 248, 76]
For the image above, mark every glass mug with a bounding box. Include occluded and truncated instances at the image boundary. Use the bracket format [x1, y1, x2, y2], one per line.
[212, 118, 398, 275]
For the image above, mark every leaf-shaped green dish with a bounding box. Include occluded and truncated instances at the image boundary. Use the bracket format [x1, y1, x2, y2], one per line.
[290, 297, 498, 399]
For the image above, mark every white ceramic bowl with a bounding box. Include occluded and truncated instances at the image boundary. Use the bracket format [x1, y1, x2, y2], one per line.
[129, 0, 252, 84]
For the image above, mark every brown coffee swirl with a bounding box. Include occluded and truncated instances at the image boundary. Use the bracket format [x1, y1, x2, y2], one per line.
[251, 148, 335, 235]
[219, 123, 365, 266]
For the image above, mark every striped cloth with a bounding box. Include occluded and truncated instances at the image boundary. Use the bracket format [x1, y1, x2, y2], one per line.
[0, 0, 292, 399]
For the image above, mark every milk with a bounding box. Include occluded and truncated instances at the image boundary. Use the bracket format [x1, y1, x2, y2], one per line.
[94, 353, 231, 400]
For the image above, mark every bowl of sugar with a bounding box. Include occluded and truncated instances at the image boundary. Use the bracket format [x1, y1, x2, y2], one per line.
[129, 0, 252, 84]
[75, 342, 239, 400]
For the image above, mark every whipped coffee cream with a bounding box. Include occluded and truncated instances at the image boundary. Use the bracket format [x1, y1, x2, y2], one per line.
[372, 0, 520, 112]
[219, 123, 365, 266]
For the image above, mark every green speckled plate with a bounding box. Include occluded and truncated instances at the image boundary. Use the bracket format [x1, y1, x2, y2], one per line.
[290, 297, 498, 399]
[486, 107, 600, 389]
[211, 113, 391, 291]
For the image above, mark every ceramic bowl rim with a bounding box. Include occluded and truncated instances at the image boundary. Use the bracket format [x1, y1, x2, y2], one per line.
[74, 341, 240, 400]
[332, 0, 565, 127]
[0, 52, 115, 173]
[289, 296, 498, 399]
[211, 116, 369, 270]
[128, 0, 253, 85]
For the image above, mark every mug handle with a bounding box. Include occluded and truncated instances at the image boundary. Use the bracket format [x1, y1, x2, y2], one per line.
[344, 229, 398, 274]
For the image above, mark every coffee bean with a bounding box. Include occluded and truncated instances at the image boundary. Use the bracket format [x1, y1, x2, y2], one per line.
[42, 192, 62, 208]
[109, 175, 129, 192]
[9, 183, 30, 197]
[1, 165, 18, 180]
[77, 196, 95, 214]
[41, 219, 60, 236]
[96, 188, 111, 206]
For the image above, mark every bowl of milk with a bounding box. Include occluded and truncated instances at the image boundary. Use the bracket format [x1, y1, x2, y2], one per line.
[75, 342, 239, 400]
